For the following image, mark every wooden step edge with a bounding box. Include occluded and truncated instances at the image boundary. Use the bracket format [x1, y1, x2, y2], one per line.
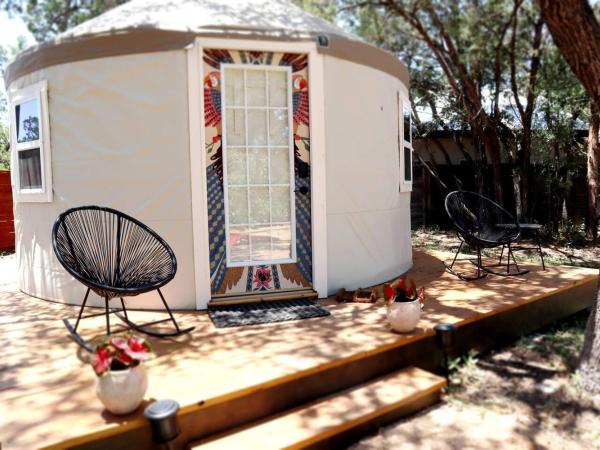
[287, 373, 446, 450]
[208, 289, 318, 306]
[188, 367, 446, 450]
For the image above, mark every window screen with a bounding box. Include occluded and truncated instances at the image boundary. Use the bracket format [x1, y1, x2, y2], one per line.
[404, 147, 412, 182]
[403, 107, 411, 144]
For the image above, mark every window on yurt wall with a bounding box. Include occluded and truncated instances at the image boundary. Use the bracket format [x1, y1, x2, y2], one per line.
[221, 65, 297, 267]
[399, 97, 413, 192]
[9, 80, 52, 203]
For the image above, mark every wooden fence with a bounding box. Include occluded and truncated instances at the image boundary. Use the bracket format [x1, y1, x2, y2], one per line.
[0, 170, 15, 252]
[411, 161, 589, 229]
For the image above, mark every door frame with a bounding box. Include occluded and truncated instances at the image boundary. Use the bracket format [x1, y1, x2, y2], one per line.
[186, 37, 328, 309]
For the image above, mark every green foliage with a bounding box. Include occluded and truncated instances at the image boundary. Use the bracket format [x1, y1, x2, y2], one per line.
[0, 43, 7, 108]
[448, 350, 479, 374]
[1, 44, 10, 170]
[535, 45, 589, 155]
[1, 0, 127, 42]
[0, 122, 9, 171]
[342, 1, 513, 119]
[326, 0, 592, 225]
[553, 221, 587, 246]
[447, 350, 479, 388]
[291, 0, 338, 23]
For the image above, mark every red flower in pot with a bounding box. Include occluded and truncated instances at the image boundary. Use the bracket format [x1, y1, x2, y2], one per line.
[383, 275, 426, 333]
[383, 275, 425, 307]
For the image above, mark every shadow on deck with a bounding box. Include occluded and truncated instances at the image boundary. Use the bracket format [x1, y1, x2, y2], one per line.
[0, 250, 596, 449]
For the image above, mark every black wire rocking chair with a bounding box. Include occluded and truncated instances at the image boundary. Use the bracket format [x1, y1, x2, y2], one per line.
[444, 191, 528, 281]
[52, 206, 194, 352]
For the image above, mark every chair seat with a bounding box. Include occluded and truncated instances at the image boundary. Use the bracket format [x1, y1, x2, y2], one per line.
[81, 268, 175, 298]
[460, 228, 518, 247]
[497, 222, 542, 231]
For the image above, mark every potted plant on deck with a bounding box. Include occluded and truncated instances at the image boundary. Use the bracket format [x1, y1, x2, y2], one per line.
[92, 334, 152, 415]
[383, 275, 425, 333]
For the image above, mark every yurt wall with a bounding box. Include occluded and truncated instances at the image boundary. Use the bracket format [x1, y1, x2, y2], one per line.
[323, 55, 412, 293]
[9, 50, 198, 309]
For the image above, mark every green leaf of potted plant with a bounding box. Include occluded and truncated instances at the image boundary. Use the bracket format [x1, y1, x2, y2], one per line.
[92, 333, 153, 415]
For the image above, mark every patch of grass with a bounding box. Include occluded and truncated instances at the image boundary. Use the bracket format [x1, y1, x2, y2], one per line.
[544, 221, 588, 247]
[446, 349, 479, 390]
[543, 254, 600, 269]
[515, 309, 588, 371]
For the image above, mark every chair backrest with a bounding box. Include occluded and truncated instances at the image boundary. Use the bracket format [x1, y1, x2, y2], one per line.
[445, 191, 520, 244]
[52, 206, 176, 292]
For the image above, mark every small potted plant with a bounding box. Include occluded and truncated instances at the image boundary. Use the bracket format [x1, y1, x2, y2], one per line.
[92, 334, 153, 415]
[383, 275, 425, 333]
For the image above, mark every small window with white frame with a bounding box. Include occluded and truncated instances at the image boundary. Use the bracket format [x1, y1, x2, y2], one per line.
[9, 80, 52, 202]
[399, 95, 412, 192]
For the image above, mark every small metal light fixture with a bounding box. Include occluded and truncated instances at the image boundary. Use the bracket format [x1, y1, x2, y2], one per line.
[316, 34, 330, 48]
[144, 399, 181, 445]
[434, 323, 458, 384]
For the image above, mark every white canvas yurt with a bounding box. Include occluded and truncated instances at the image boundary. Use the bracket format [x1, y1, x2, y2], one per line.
[4, 0, 414, 310]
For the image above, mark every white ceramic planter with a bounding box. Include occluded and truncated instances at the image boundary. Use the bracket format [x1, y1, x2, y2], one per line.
[386, 299, 421, 333]
[96, 364, 148, 415]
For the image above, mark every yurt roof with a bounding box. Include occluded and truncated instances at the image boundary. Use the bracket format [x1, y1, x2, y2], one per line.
[4, 0, 409, 87]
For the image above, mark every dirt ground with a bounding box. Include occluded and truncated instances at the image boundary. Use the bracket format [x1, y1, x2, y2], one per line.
[350, 232, 600, 450]
[351, 311, 600, 450]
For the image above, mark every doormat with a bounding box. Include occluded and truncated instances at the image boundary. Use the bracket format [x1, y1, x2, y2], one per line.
[208, 298, 331, 328]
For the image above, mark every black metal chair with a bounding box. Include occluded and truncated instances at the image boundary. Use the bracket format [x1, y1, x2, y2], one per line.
[52, 206, 193, 351]
[444, 191, 528, 280]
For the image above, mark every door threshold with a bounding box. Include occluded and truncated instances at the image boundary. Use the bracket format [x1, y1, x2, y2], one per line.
[208, 289, 318, 307]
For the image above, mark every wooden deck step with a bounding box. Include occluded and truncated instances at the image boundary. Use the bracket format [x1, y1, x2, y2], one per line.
[209, 289, 318, 306]
[188, 367, 445, 450]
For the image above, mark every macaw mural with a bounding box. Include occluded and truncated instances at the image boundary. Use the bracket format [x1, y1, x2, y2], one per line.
[203, 49, 313, 297]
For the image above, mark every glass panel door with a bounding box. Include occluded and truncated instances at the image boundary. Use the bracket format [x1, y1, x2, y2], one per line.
[222, 65, 296, 267]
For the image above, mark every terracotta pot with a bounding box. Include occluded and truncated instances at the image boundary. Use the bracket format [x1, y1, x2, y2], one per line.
[96, 364, 148, 415]
[386, 299, 421, 333]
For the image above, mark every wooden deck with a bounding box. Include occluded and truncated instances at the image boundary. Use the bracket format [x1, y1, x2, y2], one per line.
[0, 250, 597, 449]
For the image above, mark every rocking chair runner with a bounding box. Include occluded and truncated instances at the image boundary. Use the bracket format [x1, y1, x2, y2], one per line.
[444, 191, 528, 280]
[52, 206, 193, 352]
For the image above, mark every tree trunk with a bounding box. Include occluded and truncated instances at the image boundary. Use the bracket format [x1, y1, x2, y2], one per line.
[520, 129, 531, 220]
[502, 133, 522, 219]
[580, 276, 600, 394]
[537, 0, 600, 396]
[586, 101, 599, 240]
[537, 0, 600, 108]
[483, 126, 504, 202]
[513, 167, 523, 219]
[509, 13, 544, 221]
